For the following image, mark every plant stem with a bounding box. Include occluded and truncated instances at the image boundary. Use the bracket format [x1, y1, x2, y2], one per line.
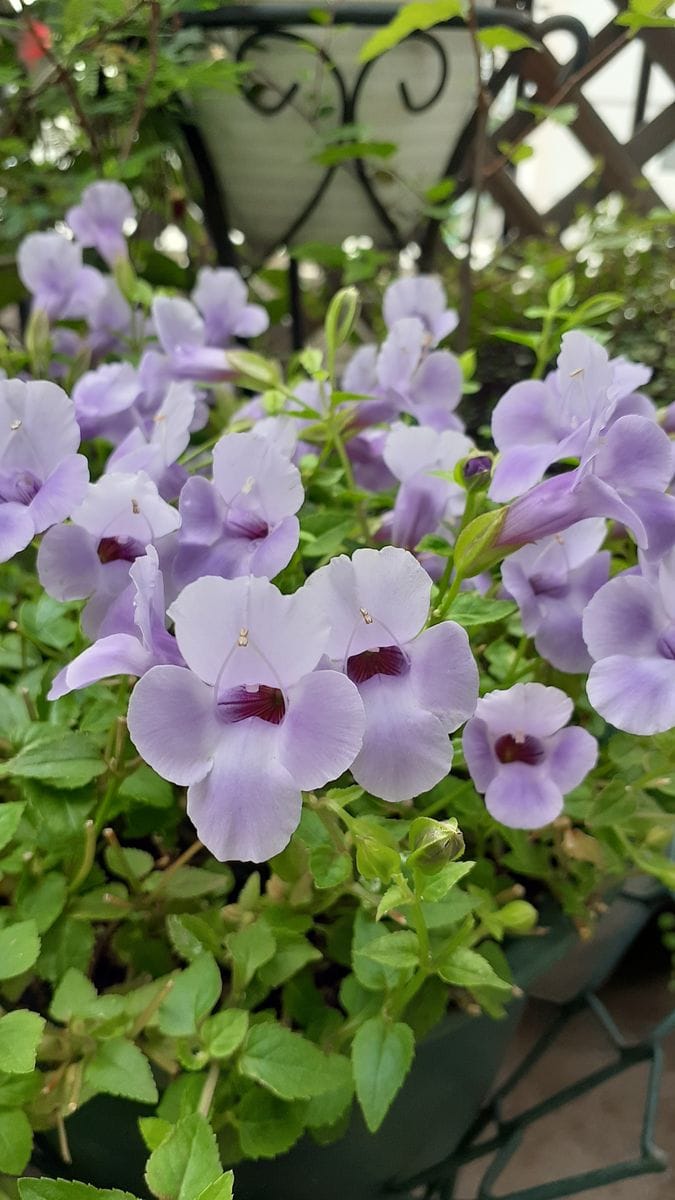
[331, 423, 370, 543]
[68, 820, 97, 894]
[198, 1061, 220, 1118]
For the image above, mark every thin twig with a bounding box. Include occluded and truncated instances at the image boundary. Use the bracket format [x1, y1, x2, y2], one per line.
[31, 21, 104, 169]
[120, 0, 161, 161]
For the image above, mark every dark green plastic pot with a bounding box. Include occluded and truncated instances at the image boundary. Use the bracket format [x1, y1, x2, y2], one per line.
[35, 891, 660, 1200]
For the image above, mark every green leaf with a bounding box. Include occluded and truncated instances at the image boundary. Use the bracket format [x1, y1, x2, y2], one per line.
[37, 917, 94, 984]
[444, 594, 517, 627]
[145, 1113, 221, 1200]
[16, 872, 67, 934]
[159, 954, 222, 1038]
[0, 919, 40, 980]
[356, 931, 420, 970]
[0, 731, 105, 789]
[497, 140, 534, 165]
[547, 273, 575, 311]
[313, 140, 396, 166]
[139, 1116, 173, 1153]
[0, 1010, 44, 1074]
[352, 1016, 414, 1132]
[143, 866, 233, 899]
[376, 883, 412, 920]
[105, 844, 154, 884]
[257, 935, 322, 989]
[201, 1009, 249, 1060]
[478, 26, 538, 51]
[85, 1038, 158, 1104]
[352, 910, 413, 993]
[239, 1022, 332, 1100]
[226, 920, 276, 991]
[0, 801, 26, 852]
[309, 844, 352, 889]
[20, 1180, 135, 1200]
[118, 764, 174, 809]
[195, 1175, 234, 1200]
[438, 946, 512, 994]
[236, 1090, 306, 1158]
[452, 508, 507, 578]
[304, 1053, 354, 1129]
[167, 914, 220, 963]
[359, 1, 465, 63]
[0, 1110, 32, 1175]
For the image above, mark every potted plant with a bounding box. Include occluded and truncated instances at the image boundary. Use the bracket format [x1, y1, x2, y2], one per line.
[1, 180, 673, 1199]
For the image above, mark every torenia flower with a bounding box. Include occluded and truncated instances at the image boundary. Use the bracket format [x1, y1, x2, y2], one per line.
[307, 547, 478, 802]
[152, 296, 232, 384]
[583, 551, 675, 734]
[383, 275, 458, 345]
[490, 333, 655, 503]
[49, 546, 182, 699]
[378, 318, 464, 432]
[66, 181, 135, 266]
[463, 683, 597, 828]
[17, 232, 105, 320]
[174, 431, 303, 588]
[37, 471, 180, 637]
[73, 362, 143, 442]
[383, 424, 474, 561]
[501, 519, 610, 673]
[192, 267, 269, 345]
[0, 380, 89, 562]
[106, 382, 196, 500]
[496, 414, 675, 560]
[127, 575, 365, 862]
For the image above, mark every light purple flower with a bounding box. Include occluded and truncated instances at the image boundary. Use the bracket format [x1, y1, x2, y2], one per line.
[496, 414, 675, 561]
[49, 545, 183, 699]
[463, 683, 598, 828]
[583, 551, 675, 734]
[377, 318, 464, 432]
[0, 380, 89, 562]
[127, 574, 365, 862]
[37, 471, 180, 637]
[106, 382, 196, 499]
[501, 520, 610, 673]
[383, 424, 474, 558]
[192, 267, 268, 345]
[307, 547, 478, 802]
[173, 431, 303, 588]
[86, 278, 133, 357]
[490, 333, 656, 503]
[383, 275, 458, 345]
[17, 232, 105, 320]
[152, 296, 232, 383]
[67, 181, 135, 266]
[73, 362, 142, 442]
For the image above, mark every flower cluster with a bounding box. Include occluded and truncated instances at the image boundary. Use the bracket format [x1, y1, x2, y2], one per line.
[5, 179, 675, 871]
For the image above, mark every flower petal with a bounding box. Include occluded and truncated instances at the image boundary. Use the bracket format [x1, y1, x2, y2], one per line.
[546, 726, 598, 792]
[351, 672, 453, 802]
[485, 764, 563, 829]
[462, 717, 498, 793]
[279, 669, 364, 789]
[0, 502, 34, 562]
[49, 634, 152, 699]
[37, 523, 100, 600]
[586, 656, 675, 735]
[28, 454, 89, 533]
[187, 721, 301, 862]
[582, 573, 665, 660]
[475, 683, 572, 739]
[212, 431, 304, 521]
[127, 664, 219, 785]
[407, 621, 478, 728]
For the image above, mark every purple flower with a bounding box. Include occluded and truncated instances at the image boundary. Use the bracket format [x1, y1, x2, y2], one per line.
[490, 333, 656, 503]
[106, 382, 196, 499]
[37, 471, 180, 637]
[73, 362, 142, 442]
[463, 683, 598, 828]
[86, 278, 133, 358]
[307, 547, 478, 801]
[0, 380, 89, 562]
[17, 232, 105, 320]
[378, 318, 464, 432]
[192, 267, 268, 345]
[127, 574, 365, 862]
[383, 275, 458, 345]
[49, 545, 183, 699]
[501, 520, 610, 673]
[496, 414, 675, 561]
[152, 296, 232, 384]
[583, 552, 675, 734]
[67, 181, 135, 266]
[173, 431, 303, 588]
[383, 424, 474, 557]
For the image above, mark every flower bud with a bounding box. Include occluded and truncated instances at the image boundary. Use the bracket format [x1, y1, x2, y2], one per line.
[462, 454, 493, 491]
[408, 816, 465, 873]
[498, 899, 538, 933]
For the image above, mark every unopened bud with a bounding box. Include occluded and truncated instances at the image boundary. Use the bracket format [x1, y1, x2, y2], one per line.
[408, 816, 465, 873]
[462, 454, 493, 491]
[498, 899, 538, 933]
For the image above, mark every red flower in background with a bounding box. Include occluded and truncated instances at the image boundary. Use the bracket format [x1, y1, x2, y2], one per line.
[18, 20, 52, 68]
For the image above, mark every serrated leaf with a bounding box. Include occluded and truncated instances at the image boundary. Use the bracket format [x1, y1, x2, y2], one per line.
[16, 872, 67, 934]
[376, 883, 411, 920]
[356, 931, 419, 969]
[359, 0, 465, 63]
[352, 1016, 414, 1132]
[309, 844, 352, 888]
[236, 1090, 306, 1159]
[19, 1183, 135, 1200]
[0, 730, 105, 788]
[145, 1113, 222, 1200]
[239, 1023, 331, 1100]
[201, 1009, 249, 1060]
[143, 866, 233, 899]
[167, 913, 220, 962]
[0, 919, 40, 980]
[37, 916, 94, 984]
[438, 946, 512, 994]
[0, 1109, 32, 1174]
[226, 920, 276, 991]
[195, 1175, 234, 1200]
[0, 801, 26, 851]
[158, 953, 222, 1037]
[49, 967, 96, 1022]
[0, 1010, 44, 1073]
[444, 594, 517, 627]
[85, 1038, 158, 1104]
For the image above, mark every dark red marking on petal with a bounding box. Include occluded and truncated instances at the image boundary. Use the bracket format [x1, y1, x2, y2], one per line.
[347, 644, 409, 686]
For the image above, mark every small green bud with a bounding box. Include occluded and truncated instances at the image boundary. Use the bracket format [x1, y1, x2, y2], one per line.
[498, 900, 538, 933]
[25, 307, 51, 374]
[408, 817, 465, 874]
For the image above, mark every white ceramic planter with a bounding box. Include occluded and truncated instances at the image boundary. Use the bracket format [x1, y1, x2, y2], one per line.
[188, 2, 494, 254]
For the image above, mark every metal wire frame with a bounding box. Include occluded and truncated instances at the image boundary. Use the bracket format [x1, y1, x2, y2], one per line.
[178, 5, 590, 278]
[387, 980, 675, 1200]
